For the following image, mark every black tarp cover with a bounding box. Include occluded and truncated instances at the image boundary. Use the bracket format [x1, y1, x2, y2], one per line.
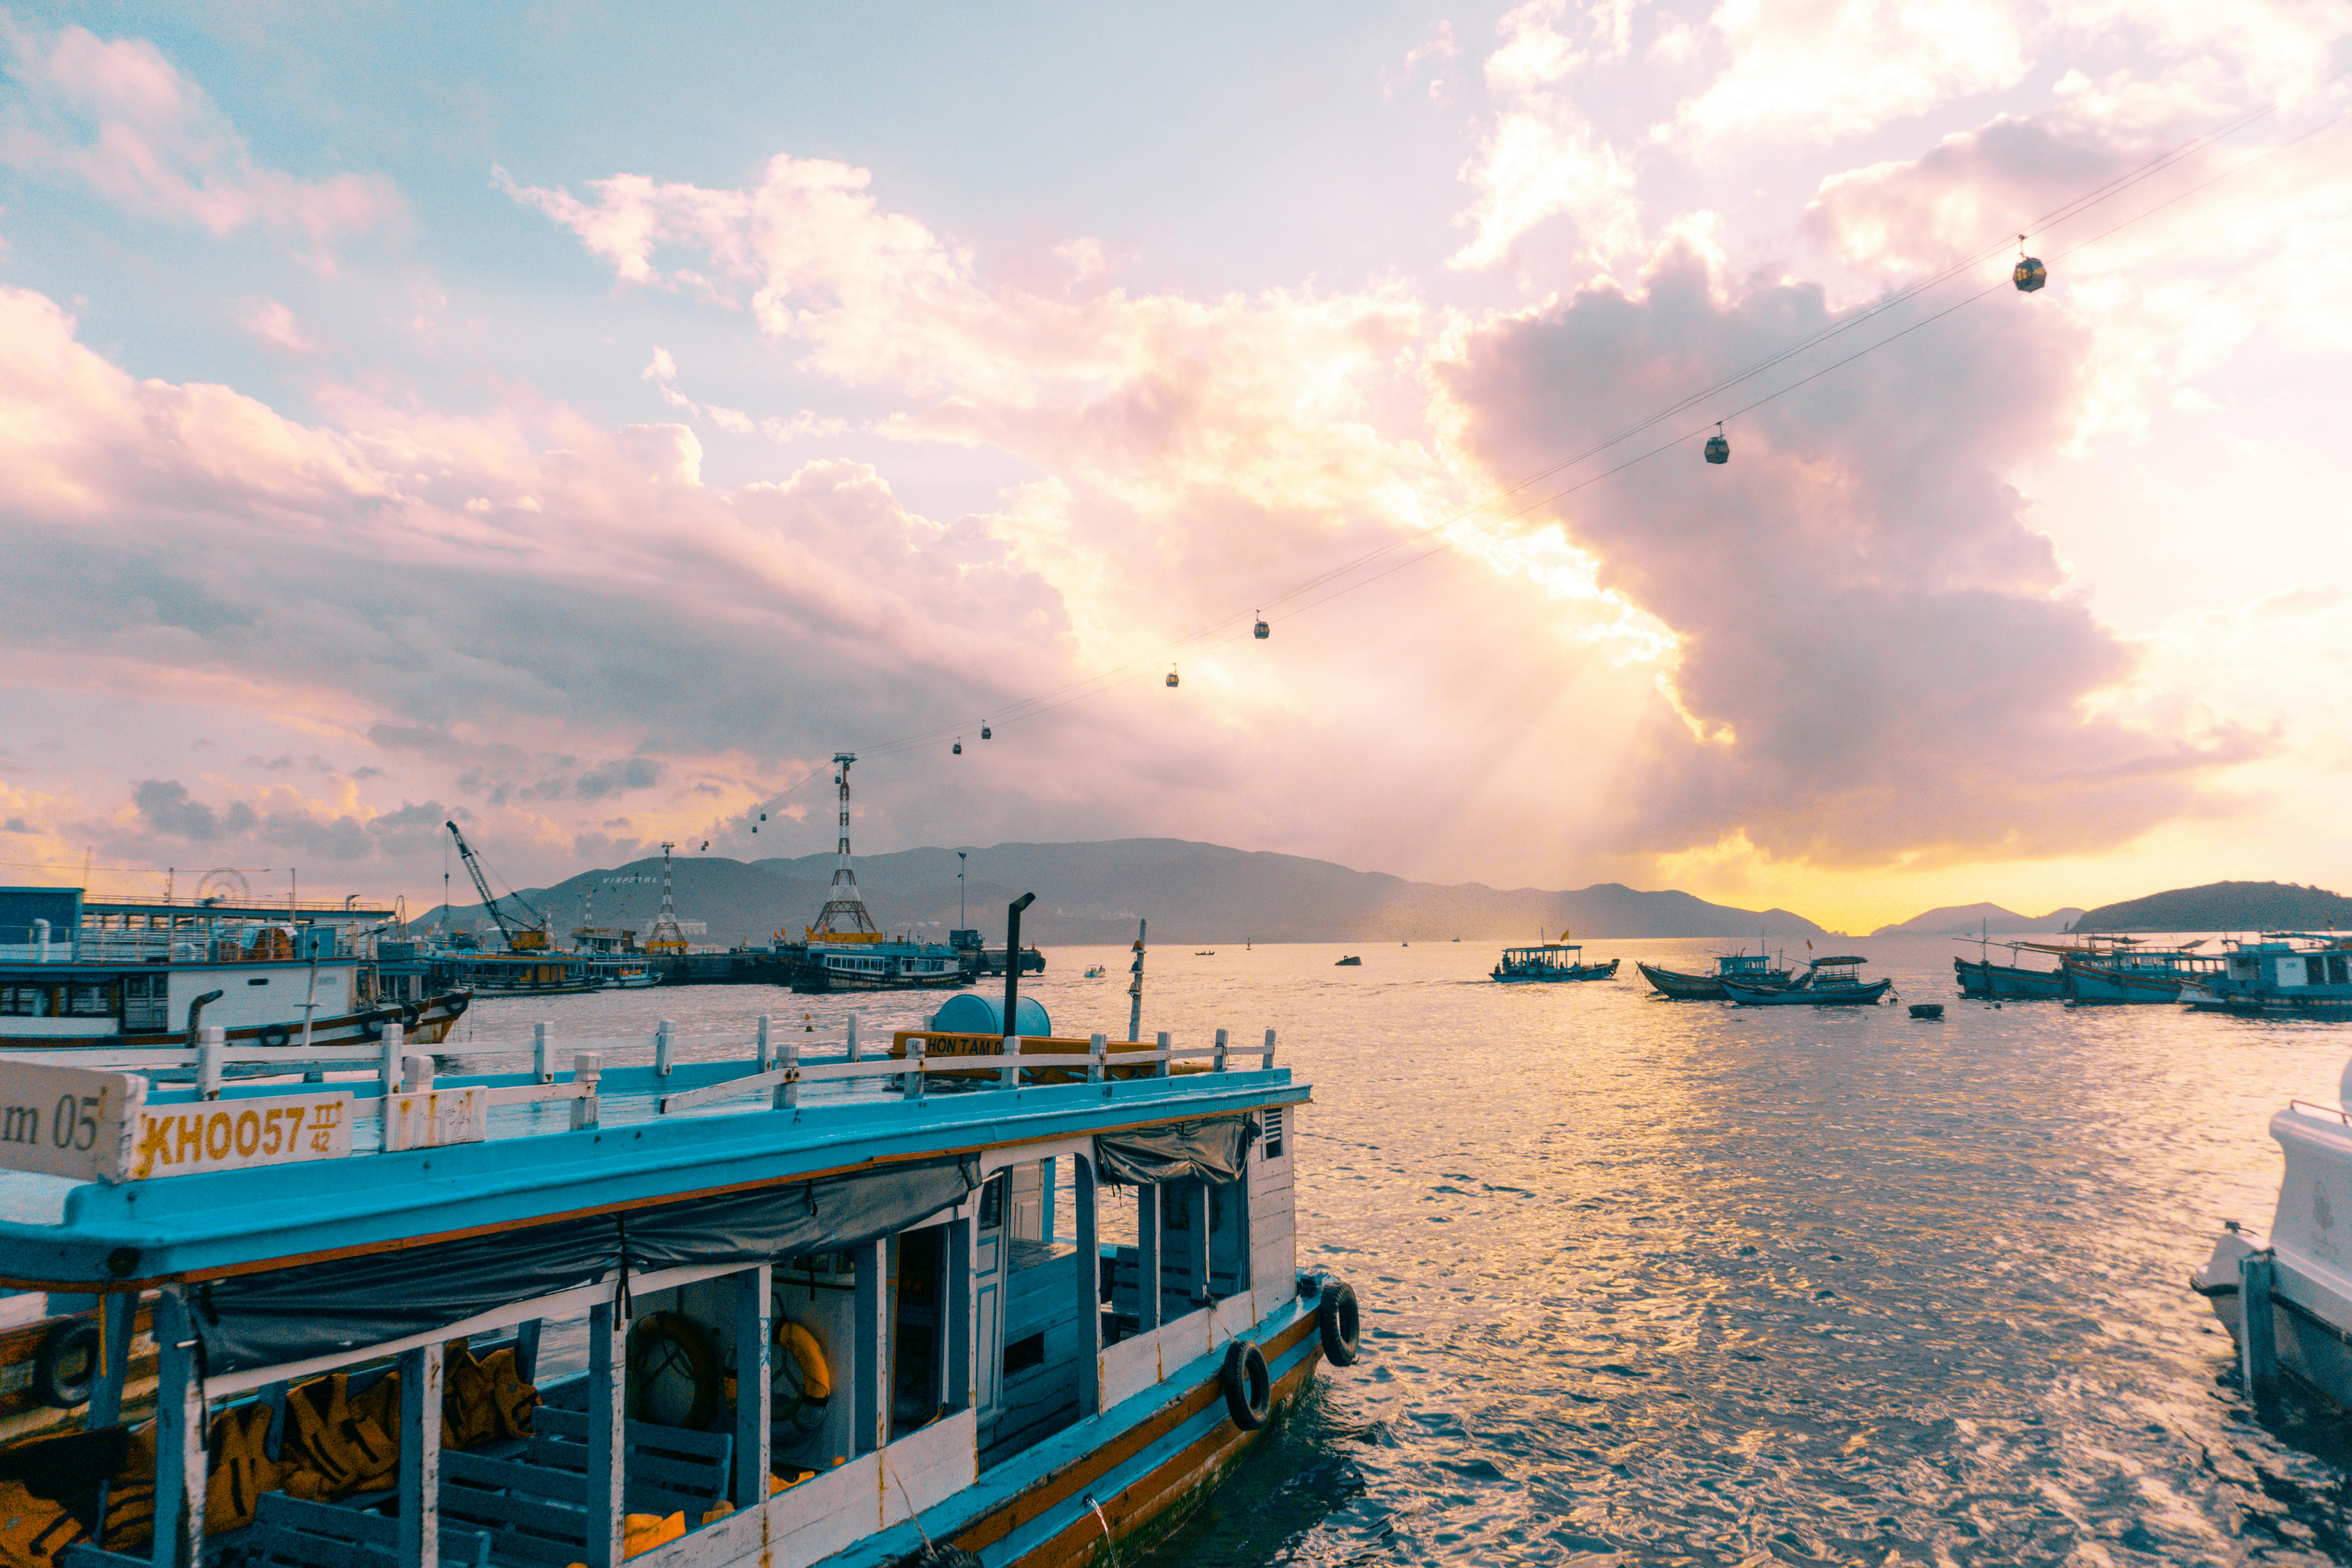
[190, 1155, 976, 1373]
[1093, 1115, 1258, 1187]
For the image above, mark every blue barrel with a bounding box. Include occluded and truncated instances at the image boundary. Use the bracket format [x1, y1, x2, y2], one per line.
[931, 993, 1052, 1037]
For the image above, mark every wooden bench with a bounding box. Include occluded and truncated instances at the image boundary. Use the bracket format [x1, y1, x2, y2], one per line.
[437, 1411, 732, 1563]
[229, 1492, 495, 1566]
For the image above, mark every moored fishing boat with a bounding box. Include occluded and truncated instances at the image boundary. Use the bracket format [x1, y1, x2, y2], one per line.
[1491, 943, 1617, 983]
[1724, 954, 1891, 1006]
[2193, 1057, 2352, 1403]
[2063, 943, 2227, 1004]
[1952, 949, 2070, 1000]
[1636, 950, 1793, 1000]
[2, 885, 468, 1052]
[2184, 935, 2352, 1019]
[0, 994, 1349, 1568]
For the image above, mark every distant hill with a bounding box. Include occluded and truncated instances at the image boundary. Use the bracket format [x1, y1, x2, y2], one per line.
[415, 838, 1835, 946]
[2071, 880, 2352, 933]
[1872, 901, 2085, 937]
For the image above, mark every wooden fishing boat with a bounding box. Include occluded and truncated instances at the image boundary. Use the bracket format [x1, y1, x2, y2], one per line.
[1724, 955, 1891, 1006]
[1490, 943, 1617, 983]
[1636, 951, 1793, 1001]
[0, 1000, 1347, 1568]
[2185, 935, 2352, 1019]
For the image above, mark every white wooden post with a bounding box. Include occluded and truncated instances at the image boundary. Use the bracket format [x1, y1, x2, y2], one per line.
[756, 1014, 772, 1072]
[1155, 1030, 1172, 1079]
[2242, 1250, 2280, 1400]
[1261, 1028, 1277, 1069]
[398, 1340, 444, 1568]
[402, 1053, 433, 1094]
[197, 1026, 224, 1100]
[379, 1021, 405, 1098]
[733, 1263, 772, 1508]
[655, 1018, 674, 1077]
[152, 1290, 205, 1568]
[908, 1036, 926, 1103]
[1003, 1034, 1023, 1091]
[1213, 1027, 1228, 1072]
[776, 1040, 801, 1110]
[854, 1239, 887, 1453]
[571, 1053, 602, 1130]
[534, 1021, 552, 1084]
[846, 1012, 860, 1060]
[586, 1300, 626, 1568]
[1088, 1032, 1107, 1085]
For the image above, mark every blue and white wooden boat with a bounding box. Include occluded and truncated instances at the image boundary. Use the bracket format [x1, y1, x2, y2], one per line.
[1635, 951, 1791, 1001]
[0, 1004, 1352, 1568]
[1723, 955, 1891, 1006]
[1490, 944, 1618, 983]
[2185, 935, 2352, 1019]
[2062, 944, 2227, 1004]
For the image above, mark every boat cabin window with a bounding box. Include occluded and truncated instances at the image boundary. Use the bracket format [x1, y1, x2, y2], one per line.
[0, 986, 46, 1017]
[65, 983, 111, 1015]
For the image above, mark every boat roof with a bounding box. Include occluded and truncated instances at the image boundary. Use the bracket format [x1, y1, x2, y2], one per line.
[0, 1025, 1305, 1292]
[1808, 954, 1866, 966]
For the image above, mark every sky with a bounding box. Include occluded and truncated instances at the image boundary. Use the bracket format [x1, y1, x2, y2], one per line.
[0, 0, 2348, 933]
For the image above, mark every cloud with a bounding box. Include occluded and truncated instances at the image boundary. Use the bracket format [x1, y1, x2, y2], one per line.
[1434, 246, 2259, 864]
[575, 757, 662, 800]
[1382, 21, 1459, 104]
[0, 20, 403, 251]
[1, 817, 31, 833]
[237, 299, 317, 353]
[133, 778, 255, 840]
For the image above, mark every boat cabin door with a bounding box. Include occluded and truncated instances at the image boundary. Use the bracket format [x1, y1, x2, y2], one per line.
[974, 1172, 1008, 1425]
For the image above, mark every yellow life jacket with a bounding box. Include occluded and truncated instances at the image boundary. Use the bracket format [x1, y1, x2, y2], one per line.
[623, 1511, 686, 1558]
[0, 1479, 87, 1568]
[97, 1426, 155, 1553]
[204, 1400, 282, 1534]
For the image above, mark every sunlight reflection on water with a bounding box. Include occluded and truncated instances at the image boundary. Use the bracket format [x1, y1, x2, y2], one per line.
[460, 935, 2352, 1565]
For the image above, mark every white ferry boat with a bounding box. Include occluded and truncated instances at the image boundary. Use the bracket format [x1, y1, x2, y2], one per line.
[1, 886, 468, 1054]
[0, 997, 1350, 1567]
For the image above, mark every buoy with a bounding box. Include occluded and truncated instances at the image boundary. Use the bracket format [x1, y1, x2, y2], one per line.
[1704, 422, 1729, 465]
[2013, 236, 2046, 292]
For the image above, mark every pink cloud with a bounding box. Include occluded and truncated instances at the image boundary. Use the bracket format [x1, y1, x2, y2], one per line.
[0, 21, 403, 251]
[236, 298, 317, 353]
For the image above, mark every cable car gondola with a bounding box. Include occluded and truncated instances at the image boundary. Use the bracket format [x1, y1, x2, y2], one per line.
[981, 724, 992, 740]
[1166, 666, 1180, 689]
[1703, 422, 1729, 465]
[2013, 236, 2045, 293]
[1253, 615, 1270, 640]
[953, 738, 963, 755]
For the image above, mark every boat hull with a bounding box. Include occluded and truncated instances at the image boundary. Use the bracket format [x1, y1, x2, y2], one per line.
[1723, 978, 1891, 1007]
[2065, 962, 2185, 1004]
[1636, 962, 1725, 999]
[0, 991, 470, 1051]
[1953, 956, 2069, 999]
[1492, 958, 1619, 983]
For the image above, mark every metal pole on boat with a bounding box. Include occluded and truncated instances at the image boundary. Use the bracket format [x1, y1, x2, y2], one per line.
[1003, 892, 1035, 1039]
[2240, 1249, 2280, 1401]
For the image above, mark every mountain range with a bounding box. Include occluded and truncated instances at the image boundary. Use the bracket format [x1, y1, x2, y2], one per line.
[1869, 901, 2086, 937]
[413, 838, 1836, 946]
[2070, 880, 2352, 933]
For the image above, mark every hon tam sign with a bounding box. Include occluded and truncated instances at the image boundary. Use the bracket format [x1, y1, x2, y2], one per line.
[0, 1062, 352, 1184]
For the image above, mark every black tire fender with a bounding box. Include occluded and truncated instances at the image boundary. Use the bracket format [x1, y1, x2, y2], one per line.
[257, 1025, 292, 1050]
[360, 1013, 387, 1040]
[1221, 1338, 1272, 1431]
[1317, 1280, 1361, 1367]
[398, 1002, 421, 1027]
[33, 1320, 101, 1409]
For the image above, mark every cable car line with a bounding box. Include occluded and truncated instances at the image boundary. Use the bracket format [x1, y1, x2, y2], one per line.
[727, 84, 2352, 815]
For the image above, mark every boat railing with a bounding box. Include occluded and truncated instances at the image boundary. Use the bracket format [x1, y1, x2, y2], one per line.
[0, 1016, 1283, 1180]
[2288, 1100, 2352, 1126]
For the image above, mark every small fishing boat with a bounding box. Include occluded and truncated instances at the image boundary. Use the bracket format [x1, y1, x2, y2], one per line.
[1637, 950, 1793, 1000]
[1083, 964, 1107, 979]
[1909, 1003, 1944, 1019]
[1333, 955, 1362, 967]
[1952, 949, 2070, 999]
[0, 995, 1352, 1568]
[1490, 944, 1618, 983]
[2194, 1055, 2352, 1403]
[1724, 954, 1891, 1006]
[2064, 943, 2227, 1004]
[2185, 935, 2352, 1019]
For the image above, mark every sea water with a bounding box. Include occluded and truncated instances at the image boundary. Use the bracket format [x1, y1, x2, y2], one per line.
[456, 933, 2350, 1566]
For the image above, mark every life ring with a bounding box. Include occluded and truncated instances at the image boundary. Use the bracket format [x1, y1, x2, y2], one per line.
[773, 1316, 832, 1434]
[258, 1025, 292, 1050]
[1220, 1339, 1271, 1431]
[1317, 1280, 1360, 1367]
[33, 1320, 100, 1409]
[626, 1312, 724, 1430]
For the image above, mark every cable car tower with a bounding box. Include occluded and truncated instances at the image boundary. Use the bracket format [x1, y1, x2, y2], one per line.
[808, 752, 882, 942]
[643, 842, 691, 953]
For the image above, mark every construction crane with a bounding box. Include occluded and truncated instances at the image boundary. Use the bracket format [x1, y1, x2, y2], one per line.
[443, 821, 551, 951]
